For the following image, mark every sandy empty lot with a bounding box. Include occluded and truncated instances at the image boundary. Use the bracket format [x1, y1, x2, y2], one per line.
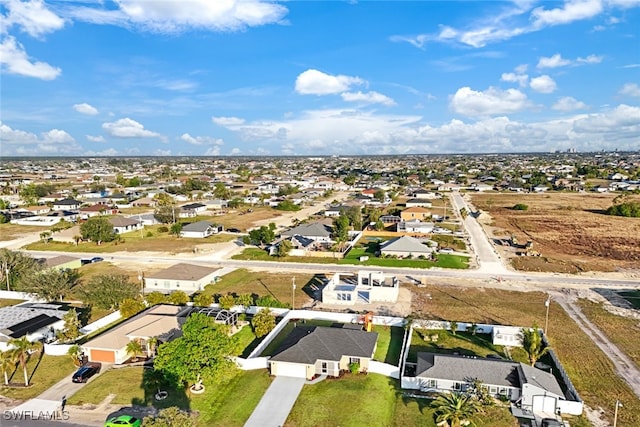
[470, 192, 640, 273]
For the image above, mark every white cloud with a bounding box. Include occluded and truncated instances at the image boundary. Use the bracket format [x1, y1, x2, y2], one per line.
[341, 91, 396, 106]
[618, 83, 640, 97]
[86, 135, 105, 142]
[530, 75, 558, 93]
[501, 72, 529, 87]
[537, 53, 571, 68]
[65, 0, 287, 33]
[204, 146, 221, 156]
[0, 121, 81, 155]
[102, 118, 162, 139]
[0, 36, 61, 80]
[73, 103, 99, 115]
[1, 0, 65, 38]
[180, 133, 224, 146]
[552, 96, 588, 111]
[212, 116, 245, 126]
[449, 86, 531, 117]
[295, 69, 364, 95]
[531, 0, 603, 27]
[577, 54, 603, 64]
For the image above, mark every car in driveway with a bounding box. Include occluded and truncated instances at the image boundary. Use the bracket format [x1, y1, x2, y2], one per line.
[226, 228, 242, 233]
[91, 256, 104, 263]
[439, 248, 455, 254]
[72, 362, 101, 383]
[104, 415, 141, 427]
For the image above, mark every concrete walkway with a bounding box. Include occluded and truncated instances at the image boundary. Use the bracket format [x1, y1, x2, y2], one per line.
[244, 376, 305, 427]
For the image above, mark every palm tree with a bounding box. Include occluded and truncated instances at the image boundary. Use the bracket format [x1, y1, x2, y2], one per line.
[431, 392, 479, 427]
[7, 337, 43, 386]
[521, 324, 549, 366]
[126, 340, 144, 362]
[449, 320, 458, 336]
[0, 351, 15, 385]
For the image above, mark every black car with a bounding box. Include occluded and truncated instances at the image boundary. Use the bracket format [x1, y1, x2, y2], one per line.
[226, 228, 241, 233]
[72, 362, 101, 383]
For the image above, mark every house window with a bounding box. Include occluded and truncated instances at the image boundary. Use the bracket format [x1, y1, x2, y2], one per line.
[427, 379, 437, 388]
[490, 386, 497, 394]
[349, 357, 360, 365]
[321, 362, 328, 374]
[453, 382, 462, 391]
[499, 388, 508, 396]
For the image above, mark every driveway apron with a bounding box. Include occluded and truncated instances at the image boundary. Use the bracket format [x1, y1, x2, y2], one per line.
[244, 376, 306, 427]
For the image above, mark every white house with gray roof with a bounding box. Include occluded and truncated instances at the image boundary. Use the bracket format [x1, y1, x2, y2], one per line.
[281, 222, 333, 244]
[180, 220, 223, 238]
[269, 325, 378, 379]
[379, 235, 435, 258]
[143, 263, 220, 294]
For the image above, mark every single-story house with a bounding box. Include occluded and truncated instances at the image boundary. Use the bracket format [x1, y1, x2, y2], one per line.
[379, 235, 435, 258]
[131, 197, 156, 207]
[19, 205, 51, 215]
[397, 219, 435, 234]
[405, 198, 433, 208]
[0, 303, 70, 350]
[380, 215, 401, 224]
[180, 220, 223, 238]
[324, 205, 347, 217]
[180, 202, 207, 214]
[79, 204, 119, 218]
[414, 352, 570, 414]
[412, 189, 437, 199]
[41, 255, 82, 271]
[204, 199, 229, 210]
[269, 325, 378, 379]
[281, 222, 333, 243]
[82, 304, 185, 364]
[400, 207, 431, 221]
[143, 263, 220, 294]
[52, 198, 81, 211]
[108, 216, 143, 234]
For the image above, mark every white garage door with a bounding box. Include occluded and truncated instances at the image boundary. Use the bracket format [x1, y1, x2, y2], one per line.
[532, 395, 557, 413]
[271, 362, 308, 378]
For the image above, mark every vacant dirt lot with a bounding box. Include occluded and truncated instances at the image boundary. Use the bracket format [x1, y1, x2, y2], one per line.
[470, 193, 640, 273]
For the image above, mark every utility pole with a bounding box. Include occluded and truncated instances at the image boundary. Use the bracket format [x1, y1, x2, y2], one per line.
[3, 261, 9, 292]
[544, 294, 551, 335]
[291, 277, 296, 309]
[613, 400, 622, 427]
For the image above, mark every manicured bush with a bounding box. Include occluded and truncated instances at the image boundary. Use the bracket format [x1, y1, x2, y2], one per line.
[512, 203, 529, 211]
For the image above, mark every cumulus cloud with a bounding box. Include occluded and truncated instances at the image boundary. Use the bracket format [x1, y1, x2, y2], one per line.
[531, 0, 603, 27]
[86, 135, 105, 142]
[73, 103, 99, 115]
[1, 0, 65, 37]
[530, 75, 558, 93]
[449, 86, 531, 117]
[577, 54, 603, 64]
[537, 53, 571, 69]
[501, 72, 529, 87]
[552, 96, 588, 111]
[212, 116, 245, 126]
[102, 118, 162, 139]
[619, 83, 640, 97]
[0, 36, 61, 79]
[180, 133, 224, 146]
[64, 0, 287, 33]
[341, 91, 396, 106]
[0, 121, 82, 155]
[295, 69, 364, 95]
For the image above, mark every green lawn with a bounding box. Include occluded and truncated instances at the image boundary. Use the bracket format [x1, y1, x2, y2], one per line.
[407, 330, 529, 364]
[373, 325, 404, 365]
[0, 355, 76, 400]
[233, 247, 469, 269]
[285, 373, 516, 427]
[0, 298, 26, 308]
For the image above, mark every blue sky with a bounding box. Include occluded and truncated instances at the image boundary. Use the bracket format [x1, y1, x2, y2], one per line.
[1, 0, 639, 156]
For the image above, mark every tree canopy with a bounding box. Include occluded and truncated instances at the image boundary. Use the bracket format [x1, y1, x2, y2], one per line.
[252, 308, 276, 338]
[79, 274, 140, 309]
[153, 313, 239, 387]
[80, 217, 117, 244]
[20, 268, 79, 302]
[521, 323, 549, 366]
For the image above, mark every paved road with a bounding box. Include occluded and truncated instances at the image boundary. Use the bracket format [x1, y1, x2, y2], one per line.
[450, 193, 507, 274]
[244, 376, 305, 427]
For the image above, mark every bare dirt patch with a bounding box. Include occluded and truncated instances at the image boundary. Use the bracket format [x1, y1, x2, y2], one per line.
[470, 193, 640, 273]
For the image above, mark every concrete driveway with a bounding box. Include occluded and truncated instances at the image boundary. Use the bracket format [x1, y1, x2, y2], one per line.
[244, 376, 306, 427]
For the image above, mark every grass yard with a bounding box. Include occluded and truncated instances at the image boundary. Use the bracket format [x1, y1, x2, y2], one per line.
[406, 330, 529, 364]
[285, 373, 516, 427]
[233, 247, 469, 269]
[577, 300, 640, 369]
[0, 298, 26, 307]
[411, 285, 639, 427]
[0, 223, 49, 240]
[0, 355, 76, 400]
[201, 268, 315, 309]
[25, 224, 236, 253]
[202, 206, 286, 231]
[372, 325, 404, 365]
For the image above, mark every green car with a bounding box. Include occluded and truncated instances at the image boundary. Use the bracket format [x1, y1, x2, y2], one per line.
[104, 415, 141, 427]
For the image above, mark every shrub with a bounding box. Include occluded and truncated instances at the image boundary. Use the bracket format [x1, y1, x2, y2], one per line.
[349, 362, 360, 374]
[146, 231, 154, 238]
[606, 202, 640, 217]
[512, 203, 528, 211]
[158, 226, 169, 233]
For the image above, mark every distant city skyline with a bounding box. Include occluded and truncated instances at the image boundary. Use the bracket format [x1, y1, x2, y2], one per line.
[1, 0, 639, 157]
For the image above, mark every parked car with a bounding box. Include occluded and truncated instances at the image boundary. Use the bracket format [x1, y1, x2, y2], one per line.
[90, 257, 104, 263]
[439, 248, 454, 254]
[104, 415, 141, 427]
[72, 362, 101, 383]
[541, 419, 563, 427]
[226, 228, 241, 233]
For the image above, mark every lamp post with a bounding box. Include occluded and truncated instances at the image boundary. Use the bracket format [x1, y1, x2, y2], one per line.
[291, 277, 296, 310]
[613, 399, 622, 427]
[3, 263, 10, 292]
[138, 271, 144, 297]
[544, 294, 551, 335]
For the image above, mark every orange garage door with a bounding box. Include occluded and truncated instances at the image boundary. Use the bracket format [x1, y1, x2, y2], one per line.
[90, 349, 115, 363]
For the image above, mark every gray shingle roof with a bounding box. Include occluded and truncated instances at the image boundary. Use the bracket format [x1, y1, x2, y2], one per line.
[145, 263, 219, 281]
[518, 362, 564, 397]
[281, 222, 332, 238]
[379, 235, 433, 254]
[270, 326, 378, 364]
[108, 216, 141, 227]
[182, 220, 214, 232]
